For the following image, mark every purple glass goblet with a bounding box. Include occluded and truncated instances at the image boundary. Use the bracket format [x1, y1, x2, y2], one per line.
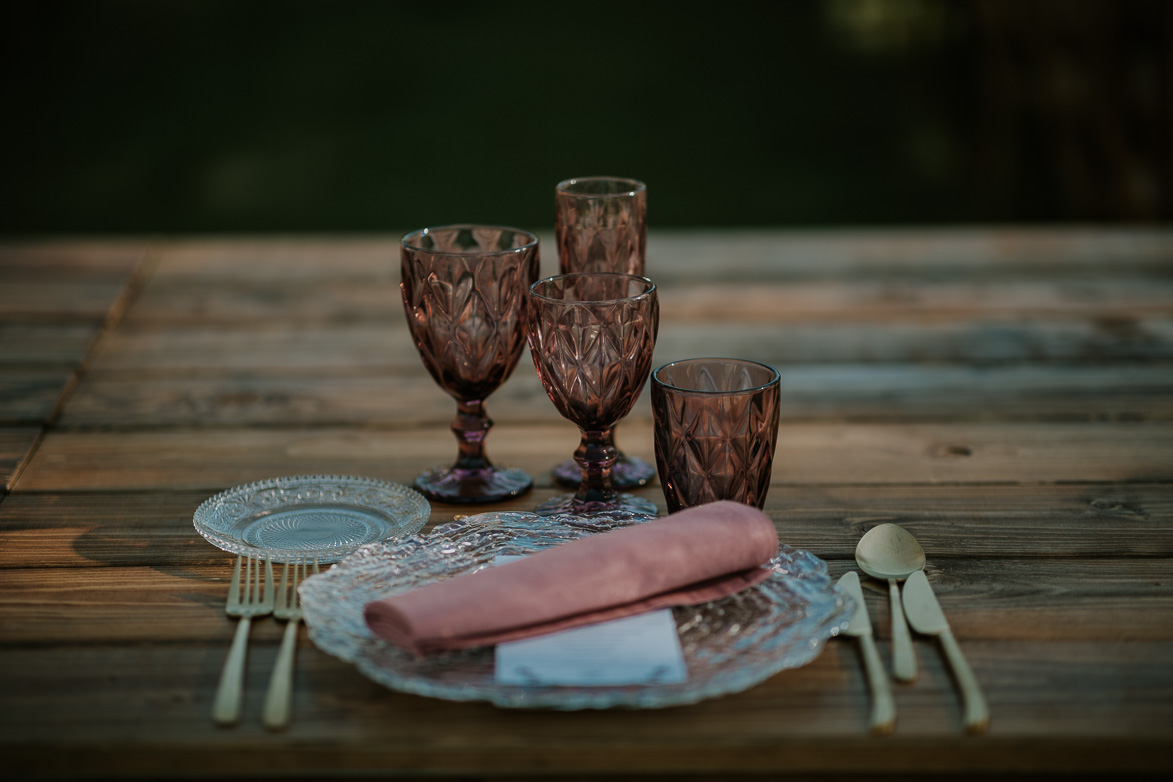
[551, 176, 656, 491]
[527, 272, 660, 519]
[651, 358, 781, 514]
[400, 225, 540, 503]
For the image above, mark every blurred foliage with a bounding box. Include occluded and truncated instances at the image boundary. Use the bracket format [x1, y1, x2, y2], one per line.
[0, 0, 1167, 234]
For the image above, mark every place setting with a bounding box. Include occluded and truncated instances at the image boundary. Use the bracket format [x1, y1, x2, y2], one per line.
[189, 175, 983, 730]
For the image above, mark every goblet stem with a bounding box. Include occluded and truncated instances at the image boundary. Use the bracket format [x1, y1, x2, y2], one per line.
[572, 428, 618, 506]
[413, 397, 530, 504]
[452, 400, 493, 470]
[552, 424, 655, 489]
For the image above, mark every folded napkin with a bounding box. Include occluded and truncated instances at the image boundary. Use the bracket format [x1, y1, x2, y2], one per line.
[363, 501, 779, 655]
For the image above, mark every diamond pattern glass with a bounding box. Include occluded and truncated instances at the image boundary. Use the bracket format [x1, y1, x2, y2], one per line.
[555, 176, 647, 276]
[401, 225, 540, 503]
[527, 273, 659, 518]
[552, 176, 655, 491]
[651, 358, 781, 514]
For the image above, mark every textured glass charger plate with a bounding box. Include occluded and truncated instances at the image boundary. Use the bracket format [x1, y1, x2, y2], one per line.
[193, 475, 430, 564]
[301, 511, 851, 709]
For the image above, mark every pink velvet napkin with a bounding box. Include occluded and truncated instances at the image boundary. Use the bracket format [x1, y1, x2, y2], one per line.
[363, 500, 779, 655]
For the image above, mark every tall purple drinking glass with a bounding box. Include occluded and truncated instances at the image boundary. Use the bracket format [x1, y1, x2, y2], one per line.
[552, 176, 655, 491]
[527, 273, 659, 518]
[651, 358, 781, 514]
[400, 225, 540, 503]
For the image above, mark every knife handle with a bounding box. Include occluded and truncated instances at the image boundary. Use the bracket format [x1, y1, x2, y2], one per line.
[857, 633, 896, 735]
[888, 580, 918, 682]
[939, 630, 990, 734]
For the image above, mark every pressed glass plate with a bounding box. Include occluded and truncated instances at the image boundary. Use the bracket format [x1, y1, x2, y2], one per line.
[193, 475, 430, 564]
[300, 511, 851, 709]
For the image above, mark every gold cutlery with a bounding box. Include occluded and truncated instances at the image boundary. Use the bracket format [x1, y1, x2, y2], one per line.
[902, 569, 989, 734]
[837, 571, 896, 735]
[262, 557, 318, 731]
[855, 523, 926, 682]
[212, 555, 274, 726]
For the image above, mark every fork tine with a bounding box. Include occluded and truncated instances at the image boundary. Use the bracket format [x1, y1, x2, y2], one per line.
[228, 556, 242, 608]
[252, 557, 261, 604]
[295, 558, 305, 608]
[242, 555, 252, 604]
[298, 556, 318, 609]
[295, 560, 301, 610]
[264, 557, 274, 606]
[275, 560, 289, 612]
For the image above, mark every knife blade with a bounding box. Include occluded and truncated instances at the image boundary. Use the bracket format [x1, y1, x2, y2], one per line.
[836, 571, 896, 735]
[902, 570, 989, 734]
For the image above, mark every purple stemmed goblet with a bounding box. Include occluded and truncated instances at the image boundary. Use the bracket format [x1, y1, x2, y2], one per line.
[527, 272, 659, 518]
[551, 176, 656, 491]
[400, 225, 539, 503]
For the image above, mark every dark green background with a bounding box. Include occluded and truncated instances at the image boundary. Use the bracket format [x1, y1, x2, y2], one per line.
[2, 0, 1168, 235]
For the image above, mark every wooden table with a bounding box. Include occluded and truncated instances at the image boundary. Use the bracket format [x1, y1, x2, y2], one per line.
[2, 228, 1172, 779]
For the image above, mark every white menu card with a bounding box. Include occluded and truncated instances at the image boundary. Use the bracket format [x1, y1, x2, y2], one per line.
[489, 555, 688, 687]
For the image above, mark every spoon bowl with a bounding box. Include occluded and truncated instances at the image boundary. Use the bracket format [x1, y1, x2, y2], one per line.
[855, 523, 927, 682]
[856, 523, 927, 581]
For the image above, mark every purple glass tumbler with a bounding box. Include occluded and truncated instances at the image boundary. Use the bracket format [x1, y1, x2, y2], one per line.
[651, 358, 781, 514]
[527, 272, 659, 518]
[400, 225, 539, 503]
[552, 176, 655, 491]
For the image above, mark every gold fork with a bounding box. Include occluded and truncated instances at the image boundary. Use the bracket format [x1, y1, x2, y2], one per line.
[262, 556, 319, 730]
[212, 555, 274, 726]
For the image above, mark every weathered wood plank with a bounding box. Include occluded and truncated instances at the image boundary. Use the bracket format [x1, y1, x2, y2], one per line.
[0, 240, 146, 324]
[0, 240, 147, 278]
[13, 422, 1173, 492]
[59, 363, 1173, 428]
[0, 323, 101, 366]
[84, 318, 1173, 374]
[0, 427, 40, 490]
[653, 320, 1173, 365]
[661, 278, 1173, 323]
[2, 484, 1170, 569]
[122, 276, 1173, 326]
[0, 369, 75, 424]
[0, 280, 137, 323]
[648, 227, 1173, 282]
[1, 642, 1171, 777]
[2, 557, 1170, 645]
[87, 324, 408, 372]
[3, 484, 1170, 570]
[9, 422, 583, 492]
[126, 276, 402, 325]
[143, 229, 1173, 285]
[147, 236, 402, 282]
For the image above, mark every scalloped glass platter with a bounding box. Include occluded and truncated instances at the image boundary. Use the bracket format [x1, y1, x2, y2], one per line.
[193, 475, 431, 564]
[300, 511, 851, 710]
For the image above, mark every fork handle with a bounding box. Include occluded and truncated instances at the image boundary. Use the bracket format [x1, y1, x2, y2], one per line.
[212, 617, 252, 726]
[262, 619, 299, 731]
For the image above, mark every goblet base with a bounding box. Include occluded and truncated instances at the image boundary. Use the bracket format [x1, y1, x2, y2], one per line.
[413, 466, 532, 504]
[551, 454, 656, 490]
[533, 493, 659, 520]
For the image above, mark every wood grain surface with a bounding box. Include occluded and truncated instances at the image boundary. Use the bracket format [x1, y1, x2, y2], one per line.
[1, 229, 1171, 780]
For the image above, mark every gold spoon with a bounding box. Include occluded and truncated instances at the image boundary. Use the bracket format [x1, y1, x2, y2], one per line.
[855, 523, 926, 682]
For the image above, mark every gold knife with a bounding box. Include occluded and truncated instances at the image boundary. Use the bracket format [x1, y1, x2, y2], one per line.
[836, 571, 896, 735]
[902, 569, 989, 734]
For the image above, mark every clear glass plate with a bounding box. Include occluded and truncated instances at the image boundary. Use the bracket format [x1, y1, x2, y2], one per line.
[193, 474, 430, 564]
[301, 511, 851, 709]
